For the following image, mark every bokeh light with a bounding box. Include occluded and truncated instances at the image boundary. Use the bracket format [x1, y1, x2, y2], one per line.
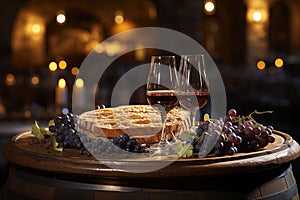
[49, 61, 57, 71]
[256, 60, 266, 70]
[58, 78, 66, 88]
[75, 78, 84, 88]
[59, 60, 67, 70]
[275, 58, 284, 68]
[71, 67, 79, 76]
[57, 13, 66, 24]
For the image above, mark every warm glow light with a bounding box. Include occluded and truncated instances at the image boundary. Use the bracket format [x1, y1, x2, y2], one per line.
[59, 60, 67, 70]
[115, 11, 124, 24]
[252, 11, 263, 22]
[275, 58, 284, 68]
[71, 67, 79, 76]
[149, 6, 157, 20]
[5, 74, 16, 86]
[135, 45, 146, 61]
[31, 76, 39, 85]
[24, 110, 31, 118]
[75, 78, 84, 88]
[115, 15, 124, 24]
[257, 60, 266, 70]
[85, 40, 99, 53]
[57, 13, 66, 24]
[111, 21, 135, 35]
[58, 78, 66, 88]
[49, 61, 57, 71]
[205, 1, 215, 13]
[31, 24, 41, 34]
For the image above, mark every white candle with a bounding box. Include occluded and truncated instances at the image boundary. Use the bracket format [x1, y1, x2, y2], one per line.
[73, 78, 86, 109]
[56, 78, 68, 106]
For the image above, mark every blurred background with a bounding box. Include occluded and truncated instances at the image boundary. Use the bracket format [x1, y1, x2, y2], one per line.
[0, 0, 300, 191]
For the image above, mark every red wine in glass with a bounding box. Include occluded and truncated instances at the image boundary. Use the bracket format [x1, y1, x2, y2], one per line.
[178, 90, 210, 110]
[146, 90, 178, 112]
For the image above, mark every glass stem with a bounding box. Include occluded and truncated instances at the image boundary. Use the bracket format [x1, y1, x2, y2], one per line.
[160, 114, 167, 143]
[190, 110, 197, 131]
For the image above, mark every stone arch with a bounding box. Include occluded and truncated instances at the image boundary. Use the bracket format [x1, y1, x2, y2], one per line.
[11, 0, 156, 68]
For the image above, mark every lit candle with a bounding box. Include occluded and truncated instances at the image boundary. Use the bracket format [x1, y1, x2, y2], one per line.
[73, 78, 86, 109]
[56, 78, 68, 106]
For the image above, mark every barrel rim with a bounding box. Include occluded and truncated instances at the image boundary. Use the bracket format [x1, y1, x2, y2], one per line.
[3, 130, 300, 177]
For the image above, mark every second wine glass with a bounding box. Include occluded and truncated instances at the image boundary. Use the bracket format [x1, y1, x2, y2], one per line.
[146, 55, 179, 151]
[177, 54, 210, 132]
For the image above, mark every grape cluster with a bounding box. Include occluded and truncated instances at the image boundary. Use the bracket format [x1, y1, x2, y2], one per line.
[79, 133, 149, 156]
[194, 109, 276, 156]
[49, 112, 86, 154]
[110, 134, 148, 153]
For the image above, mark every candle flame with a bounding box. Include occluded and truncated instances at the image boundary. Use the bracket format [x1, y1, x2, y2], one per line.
[58, 78, 66, 88]
[75, 78, 84, 88]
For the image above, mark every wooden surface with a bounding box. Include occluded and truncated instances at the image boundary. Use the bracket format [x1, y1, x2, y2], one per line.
[3, 130, 300, 178]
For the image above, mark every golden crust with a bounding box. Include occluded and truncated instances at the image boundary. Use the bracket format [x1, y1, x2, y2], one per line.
[78, 105, 189, 143]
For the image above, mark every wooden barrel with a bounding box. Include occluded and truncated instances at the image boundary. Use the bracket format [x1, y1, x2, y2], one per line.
[2, 164, 299, 200]
[2, 131, 300, 200]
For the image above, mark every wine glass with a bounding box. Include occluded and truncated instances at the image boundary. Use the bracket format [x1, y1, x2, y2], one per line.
[146, 55, 179, 151]
[177, 54, 210, 132]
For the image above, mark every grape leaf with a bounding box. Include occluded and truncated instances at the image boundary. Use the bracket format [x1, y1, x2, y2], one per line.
[177, 131, 194, 141]
[51, 135, 63, 152]
[31, 121, 44, 139]
[48, 119, 55, 127]
[175, 142, 193, 158]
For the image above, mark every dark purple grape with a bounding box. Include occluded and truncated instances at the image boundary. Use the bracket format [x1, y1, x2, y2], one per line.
[49, 125, 56, 133]
[249, 139, 258, 150]
[261, 130, 269, 139]
[111, 136, 119, 145]
[214, 141, 224, 150]
[253, 127, 261, 136]
[54, 116, 64, 128]
[196, 126, 204, 136]
[235, 136, 242, 144]
[228, 109, 237, 117]
[117, 137, 127, 149]
[267, 135, 275, 143]
[224, 127, 233, 135]
[228, 133, 237, 143]
[244, 127, 253, 135]
[258, 137, 268, 148]
[133, 144, 142, 153]
[224, 115, 232, 123]
[226, 147, 236, 155]
[57, 128, 64, 135]
[218, 134, 225, 142]
[126, 139, 137, 150]
[122, 134, 130, 142]
[225, 121, 233, 127]
[194, 140, 203, 152]
[56, 135, 65, 142]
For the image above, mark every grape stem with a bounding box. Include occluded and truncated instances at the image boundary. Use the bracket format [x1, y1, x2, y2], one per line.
[233, 110, 273, 127]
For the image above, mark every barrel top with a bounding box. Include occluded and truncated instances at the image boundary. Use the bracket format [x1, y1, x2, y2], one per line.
[3, 130, 300, 178]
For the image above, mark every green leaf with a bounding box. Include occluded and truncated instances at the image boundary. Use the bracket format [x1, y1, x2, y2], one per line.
[31, 121, 44, 139]
[175, 142, 193, 158]
[178, 131, 194, 141]
[51, 135, 63, 152]
[174, 142, 183, 153]
[48, 119, 55, 127]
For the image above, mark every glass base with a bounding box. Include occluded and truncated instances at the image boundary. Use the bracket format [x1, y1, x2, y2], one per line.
[151, 139, 171, 150]
[150, 139, 176, 156]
